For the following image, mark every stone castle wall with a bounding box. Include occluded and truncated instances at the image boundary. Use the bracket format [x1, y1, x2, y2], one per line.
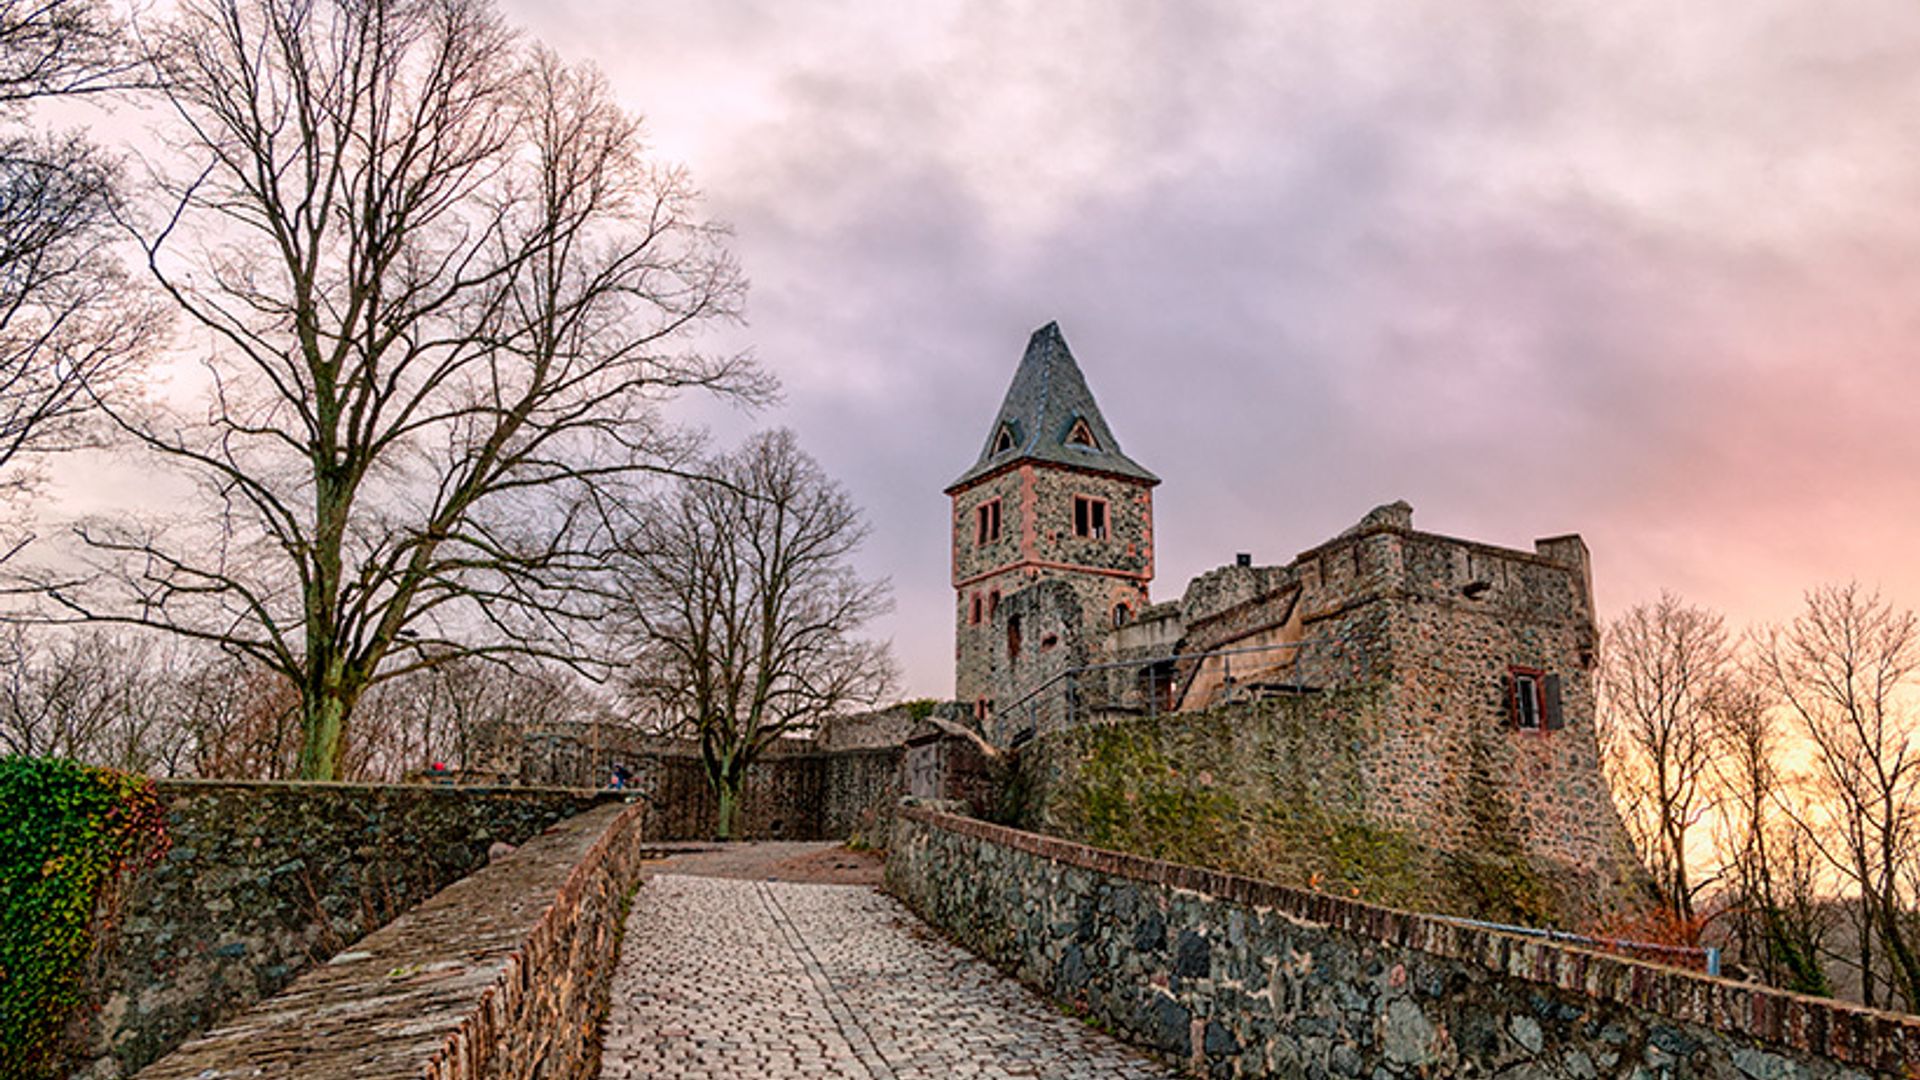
[889, 807, 1918, 1079]
[76, 781, 617, 1078]
[502, 721, 901, 842]
[978, 502, 1643, 913]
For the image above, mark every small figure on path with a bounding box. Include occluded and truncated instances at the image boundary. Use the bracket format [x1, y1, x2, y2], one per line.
[609, 762, 632, 790]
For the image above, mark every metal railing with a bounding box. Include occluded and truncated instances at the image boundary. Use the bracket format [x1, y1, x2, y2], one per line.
[994, 631, 1372, 744]
[1437, 915, 1722, 976]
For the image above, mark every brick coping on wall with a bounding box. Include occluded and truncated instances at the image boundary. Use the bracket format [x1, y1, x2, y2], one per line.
[137, 799, 649, 1079]
[152, 777, 622, 796]
[898, 806, 1920, 1073]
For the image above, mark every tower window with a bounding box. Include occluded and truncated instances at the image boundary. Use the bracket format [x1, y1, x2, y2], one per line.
[1073, 495, 1108, 539]
[992, 425, 1015, 455]
[1066, 418, 1098, 449]
[1007, 614, 1022, 663]
[1507, 667, 1565, 731]
[1112, 602, 1132, 627]
[970, 593, 983, 625]
[976, 498, 1002, 545]
[987, 590, 1000, 619]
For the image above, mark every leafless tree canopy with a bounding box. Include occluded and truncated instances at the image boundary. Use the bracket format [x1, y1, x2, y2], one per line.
[1753, 583, 1920, 1010]
[614, 428, 894, 837]
[1597, 592, 1736, 924]
[19, 0, 766, 778]
[0, 0, 157, 510]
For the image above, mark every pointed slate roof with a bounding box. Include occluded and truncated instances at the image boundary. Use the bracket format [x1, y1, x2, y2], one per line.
[947, 322, 1158, 492]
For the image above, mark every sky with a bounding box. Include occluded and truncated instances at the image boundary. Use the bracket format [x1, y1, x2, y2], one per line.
[61, 0, 1920, 700]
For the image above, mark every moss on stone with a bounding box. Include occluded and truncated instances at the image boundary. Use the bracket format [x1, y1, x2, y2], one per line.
[1022, 690, 1577, 923]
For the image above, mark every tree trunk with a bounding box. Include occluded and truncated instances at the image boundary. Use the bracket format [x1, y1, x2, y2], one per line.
[715, 780, 739, 841]
[705, 742, 747, 841]
[296, 690, 348, 780]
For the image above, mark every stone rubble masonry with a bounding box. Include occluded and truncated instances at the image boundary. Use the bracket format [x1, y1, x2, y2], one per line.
[888, 807, 1920, 1079]
[994, 499, 1646, 915]
[74, 780, 620, 1079]
[135, 799, 647, 1080]
[953, 463, 1155, 707]
[487, 720, 904, 842]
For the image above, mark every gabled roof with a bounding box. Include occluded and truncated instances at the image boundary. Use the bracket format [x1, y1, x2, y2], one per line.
[948, 322, 1158, 492]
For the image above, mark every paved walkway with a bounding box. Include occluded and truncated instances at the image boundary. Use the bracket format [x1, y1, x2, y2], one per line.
[597, 851, 1179, 1078]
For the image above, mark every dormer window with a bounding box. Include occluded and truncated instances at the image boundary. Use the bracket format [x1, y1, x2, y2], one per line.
[992, 425, 1016, 455]
[1066, 418, 1098, 449]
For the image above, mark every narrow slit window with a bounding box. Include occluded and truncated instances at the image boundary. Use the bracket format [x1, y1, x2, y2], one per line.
[975, 498, 1002, 545]
[1508, 667, 1546, 730]
[1112, 602, 1132, 627]
[987, 590, 1000, 619]
[970, 593, 983, 625]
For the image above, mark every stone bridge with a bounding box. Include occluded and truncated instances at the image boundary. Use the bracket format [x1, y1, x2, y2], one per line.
[92, 787, 1920, 1079]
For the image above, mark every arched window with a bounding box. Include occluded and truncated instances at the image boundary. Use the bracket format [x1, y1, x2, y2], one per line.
[1066, 418, 1098, 449]
[992, 425, 1016, 455]
[1112, 602, 1132, 627]
[1006, 614, 1023, 662]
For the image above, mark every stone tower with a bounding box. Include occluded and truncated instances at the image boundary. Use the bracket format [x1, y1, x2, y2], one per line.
[947, 322, 1158, 713]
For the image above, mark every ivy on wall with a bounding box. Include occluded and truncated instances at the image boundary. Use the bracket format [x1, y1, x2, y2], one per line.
[0, 756, 169, 1078]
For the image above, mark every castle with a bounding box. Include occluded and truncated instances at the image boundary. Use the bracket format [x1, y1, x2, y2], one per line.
[950, 322, 1642, 903]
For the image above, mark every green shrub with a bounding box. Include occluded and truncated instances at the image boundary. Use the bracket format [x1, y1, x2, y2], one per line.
[0, 757, 169, 1078]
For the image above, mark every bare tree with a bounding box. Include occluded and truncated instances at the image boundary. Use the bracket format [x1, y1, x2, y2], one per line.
[614, 429, 894, 839]
[350, 655, 584, 781]
[1711, 672, 1832, 994]
[1597, 593, 1735, 926]
[1753, 583, 1920, 1011]
[0, 625, 223, 774]
[0, 0, 157, 513]
[20, 0, 764, 778]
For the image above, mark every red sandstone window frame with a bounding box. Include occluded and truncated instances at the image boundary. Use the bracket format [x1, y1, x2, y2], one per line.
[1112, 602, 1132, 627]
[976, 498, 1002, 546]
[987, 589, 1000, 619]
[969, 592, 983, 625]
[1073, 495, 1108, 540]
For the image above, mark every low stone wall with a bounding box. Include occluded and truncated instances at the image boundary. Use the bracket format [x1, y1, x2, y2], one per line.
[135, 799, 646, 1079]
[888, 807, 1920, 1078]
[613, 748, 902, 842]
[75, 781, 617, 1077]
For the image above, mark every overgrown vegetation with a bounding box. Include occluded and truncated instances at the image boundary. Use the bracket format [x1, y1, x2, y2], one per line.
[0, 756, 168, 1078]
[1033, 696, 1561, 922]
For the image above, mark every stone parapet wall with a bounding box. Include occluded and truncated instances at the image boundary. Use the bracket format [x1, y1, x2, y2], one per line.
[888, 808, 1919, 1078]
[630, 748, 904, 842]
[75, 781, 617, 1078]
[137, 800, 646, 1080]
[510, 723, 903, 841]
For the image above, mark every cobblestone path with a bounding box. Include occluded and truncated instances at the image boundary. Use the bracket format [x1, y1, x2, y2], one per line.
[598, 873, 1180, 1079]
